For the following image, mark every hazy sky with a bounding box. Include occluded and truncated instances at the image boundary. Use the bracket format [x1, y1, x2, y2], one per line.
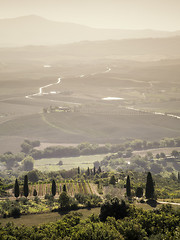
[0, 0, 180, 30]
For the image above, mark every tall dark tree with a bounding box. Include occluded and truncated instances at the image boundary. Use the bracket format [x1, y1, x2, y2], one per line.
[63, 184, 67, 192]
[145, 172, 154, 199]
[87, 167, 90, 176]
[126, 175, 131, 197]
[23, 175, 29, 198]
[178, 172, 180, 183]
[78, 166, 80, 175]
[93, 166, 96, 175]
[52, 179, 56, 197]
[14, 179, 19, 199]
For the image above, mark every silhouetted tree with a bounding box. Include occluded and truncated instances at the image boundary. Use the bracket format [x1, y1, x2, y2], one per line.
[126, 175, 131, 197]
[109, 175, 116, 185]
[23, 175, 29, 198]
[145, 172, 154, 199]
[14, 179, 19, 199]
[93, 166, 96, 175]
[78, 167, 80, 175]
[52, 179, 56, 196]
[33, 189, 37, 197]
[136, 187, 143, 198]
[87, 167, 90, 176]
[63, 184, 66, 192]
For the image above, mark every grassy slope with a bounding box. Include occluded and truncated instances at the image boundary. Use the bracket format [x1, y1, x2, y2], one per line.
[1, 112, 180, 141]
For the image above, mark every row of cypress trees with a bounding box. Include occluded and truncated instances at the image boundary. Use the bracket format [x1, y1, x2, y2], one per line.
[14, 177, 66, 198]
[14, 175, 28, 198]
[126, 172, 154, 199]
[14, 172, 154, 199]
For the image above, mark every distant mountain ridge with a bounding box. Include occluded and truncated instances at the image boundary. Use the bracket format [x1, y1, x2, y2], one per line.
[0, 15, 180, 47]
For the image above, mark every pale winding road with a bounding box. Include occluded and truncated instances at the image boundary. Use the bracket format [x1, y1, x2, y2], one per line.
[25, 77, 61, 99]
[24, 67, 180, 121]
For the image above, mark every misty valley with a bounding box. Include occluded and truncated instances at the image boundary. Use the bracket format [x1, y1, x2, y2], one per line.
[0, 14, 180, 240]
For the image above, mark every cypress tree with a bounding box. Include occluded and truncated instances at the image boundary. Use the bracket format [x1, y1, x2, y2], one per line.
[145, 172, 154, 199]
[52, 179, 56, 196]
[23, 175, 29, 198]
[78, 167, 80, 175]
[126, 175, 131, 197]
[63, 184, 66, 192]
[93, 166, 96, 175]
[87, 167, 90, 176]
[14, 179, 19, 199]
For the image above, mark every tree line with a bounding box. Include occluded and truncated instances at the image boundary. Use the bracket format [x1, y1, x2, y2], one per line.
[0, 203, 179, 239]
[21, 137, 180, 159]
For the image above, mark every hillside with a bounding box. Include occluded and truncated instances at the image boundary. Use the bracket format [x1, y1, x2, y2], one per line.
[0, 15, 180, 47]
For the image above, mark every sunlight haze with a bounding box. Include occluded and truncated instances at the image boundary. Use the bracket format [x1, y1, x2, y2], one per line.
[0, 0, 180, 30]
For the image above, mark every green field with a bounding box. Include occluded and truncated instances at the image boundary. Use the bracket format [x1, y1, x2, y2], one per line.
[34, 154, 107, 171]
[0, 208, 100, 227]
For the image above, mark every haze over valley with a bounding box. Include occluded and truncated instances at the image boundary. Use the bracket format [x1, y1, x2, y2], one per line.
[0, 2, 180, 237]
[0, 22, 180, 152]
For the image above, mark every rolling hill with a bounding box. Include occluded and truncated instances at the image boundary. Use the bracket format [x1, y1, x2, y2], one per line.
[0, 15, 180, 47]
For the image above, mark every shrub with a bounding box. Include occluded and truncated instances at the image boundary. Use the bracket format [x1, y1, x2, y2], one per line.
[10, 206, 21, 218]
[99, 197, 129, 221]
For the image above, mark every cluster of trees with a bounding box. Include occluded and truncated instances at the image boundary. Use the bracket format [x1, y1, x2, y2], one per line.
[123, 172, 154, 199]
[1, 137, 179, 175]
[130, 137, 180, 150]
[0, 204, 179, 239]
[0, 152, 25, 170]
[0, 153, 34, 171]
[21, 139, 40, 154]
[100, 149, 180, 174]
[29, 143, 113, 159]
[99, 169, 180, 199]
[19, 137, 180, 160]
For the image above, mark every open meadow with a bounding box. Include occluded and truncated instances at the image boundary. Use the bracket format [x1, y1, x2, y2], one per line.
[34, 154, 107, 171]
